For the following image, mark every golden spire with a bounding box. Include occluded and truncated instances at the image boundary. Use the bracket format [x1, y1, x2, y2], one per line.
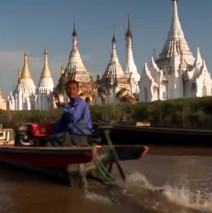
[40, 48, 52, 78]
[20, 51, 32, 79]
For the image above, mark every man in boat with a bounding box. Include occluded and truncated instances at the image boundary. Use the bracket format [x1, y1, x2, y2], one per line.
[46, 80, 93, 147]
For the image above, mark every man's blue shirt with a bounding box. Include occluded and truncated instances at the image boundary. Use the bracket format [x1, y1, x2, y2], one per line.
[53, 96, 93, 135]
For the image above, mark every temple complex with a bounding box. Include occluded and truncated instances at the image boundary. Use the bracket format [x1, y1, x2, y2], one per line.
[139, 0, 212, 101]
[1, 0, 211, 111]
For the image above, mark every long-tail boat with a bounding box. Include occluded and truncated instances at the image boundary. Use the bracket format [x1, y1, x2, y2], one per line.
[0, 122, 149, 186]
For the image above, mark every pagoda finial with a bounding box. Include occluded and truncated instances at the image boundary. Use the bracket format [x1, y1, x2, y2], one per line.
[126, 15, 132, 38]
[21, 51, 32, 79]
[168, 0, 183, 40]
[44, 48, 48, 55]
[72, 23, 77, 37]
[112, 32, 116, 43]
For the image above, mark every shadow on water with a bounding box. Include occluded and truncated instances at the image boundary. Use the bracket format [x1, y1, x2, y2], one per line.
[0, 163, 70, 187]
[0, 164, 153, 213]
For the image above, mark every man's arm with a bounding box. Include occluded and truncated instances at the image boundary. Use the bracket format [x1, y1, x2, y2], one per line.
[83, 104, 93, 130]
[71, 99, 87, 122]
[52, 113, 68, 134]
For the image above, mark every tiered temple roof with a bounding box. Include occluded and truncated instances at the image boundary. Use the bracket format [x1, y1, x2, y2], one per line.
[55, 25, 95, 102]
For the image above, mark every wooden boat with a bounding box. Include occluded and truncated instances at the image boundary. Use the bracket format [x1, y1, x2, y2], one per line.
[95, 124, 212, 146]
[0, 122, 149, 186]
[0, 144, 149, 186]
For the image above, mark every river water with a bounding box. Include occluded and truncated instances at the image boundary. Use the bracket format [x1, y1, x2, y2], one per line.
[0, 146, 212, 213]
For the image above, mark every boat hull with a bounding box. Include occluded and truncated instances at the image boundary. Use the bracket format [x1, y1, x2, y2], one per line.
[0, 146, 95, 169]
[95, 125, 212, 146]
[0, 145, 149, 186]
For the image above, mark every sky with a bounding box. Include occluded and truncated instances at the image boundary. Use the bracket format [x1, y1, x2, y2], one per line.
[0, 0, 211, 96]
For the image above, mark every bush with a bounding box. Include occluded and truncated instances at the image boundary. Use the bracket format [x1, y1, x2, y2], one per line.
[1, 97, 212, 129]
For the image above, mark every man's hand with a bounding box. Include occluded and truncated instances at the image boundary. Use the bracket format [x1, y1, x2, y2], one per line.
[55, 101, 64, 108]
[53, 91, 62, 108]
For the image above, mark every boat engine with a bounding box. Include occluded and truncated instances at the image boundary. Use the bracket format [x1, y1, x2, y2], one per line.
[14, 123, 54, 146]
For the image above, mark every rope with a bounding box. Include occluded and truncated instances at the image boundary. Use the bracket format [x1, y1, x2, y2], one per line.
[95, 157, 114, 181]
[93, 156, 114, 183]
[93, 159, 111, 183]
